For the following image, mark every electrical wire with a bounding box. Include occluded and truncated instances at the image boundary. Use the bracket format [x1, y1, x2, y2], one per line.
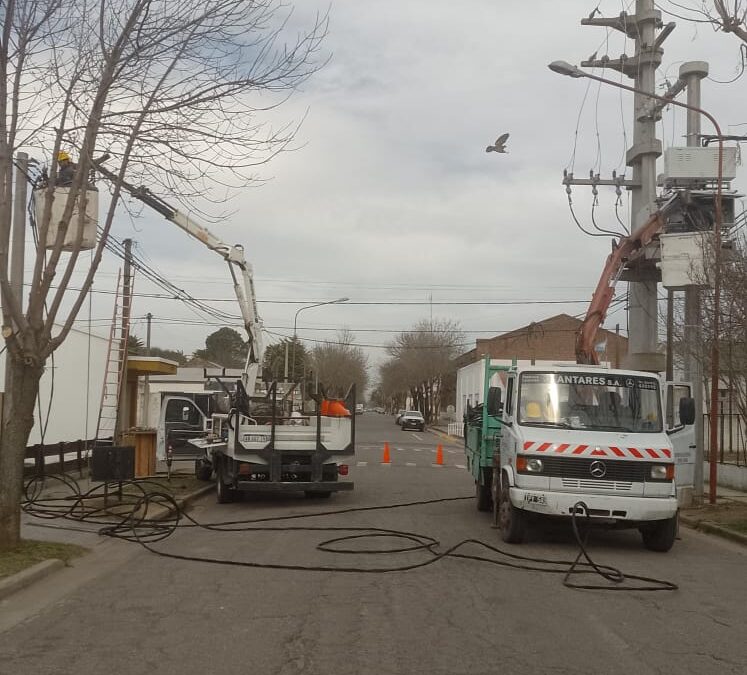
[21, 475, 678, 591]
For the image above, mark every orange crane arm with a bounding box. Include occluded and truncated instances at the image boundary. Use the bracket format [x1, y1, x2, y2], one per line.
[575, 194, 680, 364]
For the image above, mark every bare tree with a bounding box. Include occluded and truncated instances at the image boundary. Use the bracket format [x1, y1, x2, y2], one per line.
[0, 0, 326, 549]
[384, 319, 465, 423]
[660, 1, 747, 44]
[672, 230, 747, 432]
[310, 329, 368, 401]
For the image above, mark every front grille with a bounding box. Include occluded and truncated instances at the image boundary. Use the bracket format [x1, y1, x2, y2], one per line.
[562, 478, 633, 491]
[531, 456, 658, 482]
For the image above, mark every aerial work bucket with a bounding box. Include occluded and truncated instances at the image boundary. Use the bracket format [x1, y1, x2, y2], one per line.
[34, 186, 99, 251]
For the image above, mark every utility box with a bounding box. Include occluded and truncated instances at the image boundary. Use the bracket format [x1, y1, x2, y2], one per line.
[91, 445, 135, 482]
[121, 431, 157, 478]
[663, 146, 737, 182]
[34, 186, 98, 251]
[659, 232, 710, 289]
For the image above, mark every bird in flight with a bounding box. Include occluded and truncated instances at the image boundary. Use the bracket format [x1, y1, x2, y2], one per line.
[486, 133, 509, 153]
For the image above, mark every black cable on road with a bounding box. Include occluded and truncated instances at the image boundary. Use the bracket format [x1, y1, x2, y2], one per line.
[22, 475, 678, 592]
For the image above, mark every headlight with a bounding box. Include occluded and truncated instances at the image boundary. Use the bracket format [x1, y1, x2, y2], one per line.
[650, 465, 673, 480]
[527, 458, 544, 473]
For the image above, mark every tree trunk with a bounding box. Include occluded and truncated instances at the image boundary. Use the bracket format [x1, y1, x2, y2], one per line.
[0, 355, 44, 549]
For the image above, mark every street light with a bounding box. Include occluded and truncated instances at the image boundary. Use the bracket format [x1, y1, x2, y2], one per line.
[549, 60, 724, 505]
[291, 297, 349, 381]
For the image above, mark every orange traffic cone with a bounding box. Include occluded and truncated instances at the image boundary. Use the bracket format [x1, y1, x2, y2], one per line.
[435, 444, 444, 466]
[382, 442, 391, 464]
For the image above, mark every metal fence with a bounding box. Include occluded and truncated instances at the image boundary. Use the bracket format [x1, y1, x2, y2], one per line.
[704, 413, 746, 466]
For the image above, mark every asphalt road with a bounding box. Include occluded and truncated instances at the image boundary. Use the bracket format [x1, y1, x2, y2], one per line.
[1, 413, 746, 675]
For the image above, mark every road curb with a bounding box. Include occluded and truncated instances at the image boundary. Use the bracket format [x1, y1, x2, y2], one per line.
[143, 483, 215, 522]
[0, 558, 65, 601]
[430, 428, 460, 442]
[680, 515, 747, 546]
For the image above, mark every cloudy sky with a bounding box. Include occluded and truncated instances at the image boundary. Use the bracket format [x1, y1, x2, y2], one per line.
[56, 0, 746, 376]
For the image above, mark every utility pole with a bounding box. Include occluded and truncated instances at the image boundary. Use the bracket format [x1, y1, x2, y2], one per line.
[142, 312, 152, 427]
[115, 238, 133, 441]
[568, 2, 671, 371]
[680, 61, 709, 504]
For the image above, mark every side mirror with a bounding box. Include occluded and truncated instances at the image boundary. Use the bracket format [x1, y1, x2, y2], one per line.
[487, 387, 503, 417]
[679, 397, 695, 426]
[182, 406, 191, 422]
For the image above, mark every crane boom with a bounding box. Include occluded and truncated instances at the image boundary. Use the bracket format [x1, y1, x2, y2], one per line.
[94, 160, 263, 393]
[576, 193, 681, 365]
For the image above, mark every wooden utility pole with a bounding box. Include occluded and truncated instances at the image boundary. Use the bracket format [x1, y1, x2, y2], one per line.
[114, 238, 133, 440]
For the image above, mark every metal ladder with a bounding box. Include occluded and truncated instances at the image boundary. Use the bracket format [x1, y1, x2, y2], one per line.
[94, 269, 131, 446]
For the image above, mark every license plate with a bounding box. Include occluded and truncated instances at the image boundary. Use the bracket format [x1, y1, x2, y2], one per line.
[523, 492, 547, 505]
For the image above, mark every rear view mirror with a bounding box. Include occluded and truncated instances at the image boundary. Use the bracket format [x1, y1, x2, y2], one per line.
[679, 397, 695, 426]
[487, 387, 503, 417]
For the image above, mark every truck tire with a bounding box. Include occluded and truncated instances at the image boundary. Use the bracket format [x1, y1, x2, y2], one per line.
[476, 468, 492, 512]
[640, 514, 678, 552]
[498, 473, 525, 543]
[215, 458, 236, 504]
[195, 459, 212, 481]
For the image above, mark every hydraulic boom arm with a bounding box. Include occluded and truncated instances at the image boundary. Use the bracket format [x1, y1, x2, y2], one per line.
[576, 193, 680, 365]
[94, 160, 264, 393]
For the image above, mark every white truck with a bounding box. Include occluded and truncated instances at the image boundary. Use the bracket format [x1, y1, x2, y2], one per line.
[95, 160, 355, 501]
[492, 364, 695, 551]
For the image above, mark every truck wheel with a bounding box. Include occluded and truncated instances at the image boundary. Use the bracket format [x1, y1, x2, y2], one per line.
[640, 514, 678, 552]
[304, 491, 332, 499]
[498, 474, 525, 543]
[215, 459, 235, 504]
[475, 468, 492, 512]
[195, 459, 212, 481]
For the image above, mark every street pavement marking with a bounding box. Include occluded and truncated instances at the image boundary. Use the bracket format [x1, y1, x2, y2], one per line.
[357, 461, 368, 467]
[455, 464, 466, 469]
[431, 463, 444, 468]
[447, 450, 457, 454]
[405, 462, 416, 467]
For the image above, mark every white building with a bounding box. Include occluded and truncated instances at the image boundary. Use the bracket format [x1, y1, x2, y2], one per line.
[0, 325, 109, 445]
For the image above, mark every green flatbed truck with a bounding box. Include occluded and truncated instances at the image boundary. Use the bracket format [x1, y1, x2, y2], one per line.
[463, 357, 511, 511]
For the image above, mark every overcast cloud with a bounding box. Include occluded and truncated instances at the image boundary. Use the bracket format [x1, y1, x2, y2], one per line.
[57, 0, 746, 376]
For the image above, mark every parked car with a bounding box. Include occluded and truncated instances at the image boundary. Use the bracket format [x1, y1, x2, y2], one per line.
[395, 409, 406, 424]
[355, 403, 364, 415]
[400, 410, 426, 432]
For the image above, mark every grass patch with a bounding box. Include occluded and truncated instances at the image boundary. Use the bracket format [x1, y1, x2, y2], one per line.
[0, 540, 88, 580]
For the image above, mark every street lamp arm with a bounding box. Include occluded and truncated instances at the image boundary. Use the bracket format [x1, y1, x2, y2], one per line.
[291, 297, 349, 381]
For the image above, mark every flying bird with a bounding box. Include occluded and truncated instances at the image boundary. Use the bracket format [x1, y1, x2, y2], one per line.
[486, 133, 510, 154]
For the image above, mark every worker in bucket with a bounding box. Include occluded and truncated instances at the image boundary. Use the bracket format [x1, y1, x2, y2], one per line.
[56, 151, 76, 186]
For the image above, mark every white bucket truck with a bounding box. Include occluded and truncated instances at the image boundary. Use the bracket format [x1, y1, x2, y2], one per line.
[493, 364, 695, 551]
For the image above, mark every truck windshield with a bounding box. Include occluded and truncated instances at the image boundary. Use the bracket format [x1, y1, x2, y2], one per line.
[518, 372, 662, 433]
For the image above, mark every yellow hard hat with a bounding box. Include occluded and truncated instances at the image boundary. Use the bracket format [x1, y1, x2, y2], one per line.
[57, 151, 71, 162]
[526, 401, 542, 419]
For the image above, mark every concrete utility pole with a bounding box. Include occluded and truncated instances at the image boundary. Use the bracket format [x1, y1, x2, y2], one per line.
[680, 61, 709, 504]
[567, 1, 672, 371]
[625, 0, 663, 371]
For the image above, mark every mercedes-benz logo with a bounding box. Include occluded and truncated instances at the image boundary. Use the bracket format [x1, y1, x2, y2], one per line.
[590, 460, 607, 478]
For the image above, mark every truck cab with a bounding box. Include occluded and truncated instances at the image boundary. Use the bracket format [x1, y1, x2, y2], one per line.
[493, 364, 695, 551]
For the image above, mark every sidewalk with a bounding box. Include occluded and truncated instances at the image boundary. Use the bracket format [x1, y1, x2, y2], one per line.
[1, 468, 213, 600]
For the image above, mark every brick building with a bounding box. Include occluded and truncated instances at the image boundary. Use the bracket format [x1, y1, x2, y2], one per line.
[456, 313, 628, 367]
